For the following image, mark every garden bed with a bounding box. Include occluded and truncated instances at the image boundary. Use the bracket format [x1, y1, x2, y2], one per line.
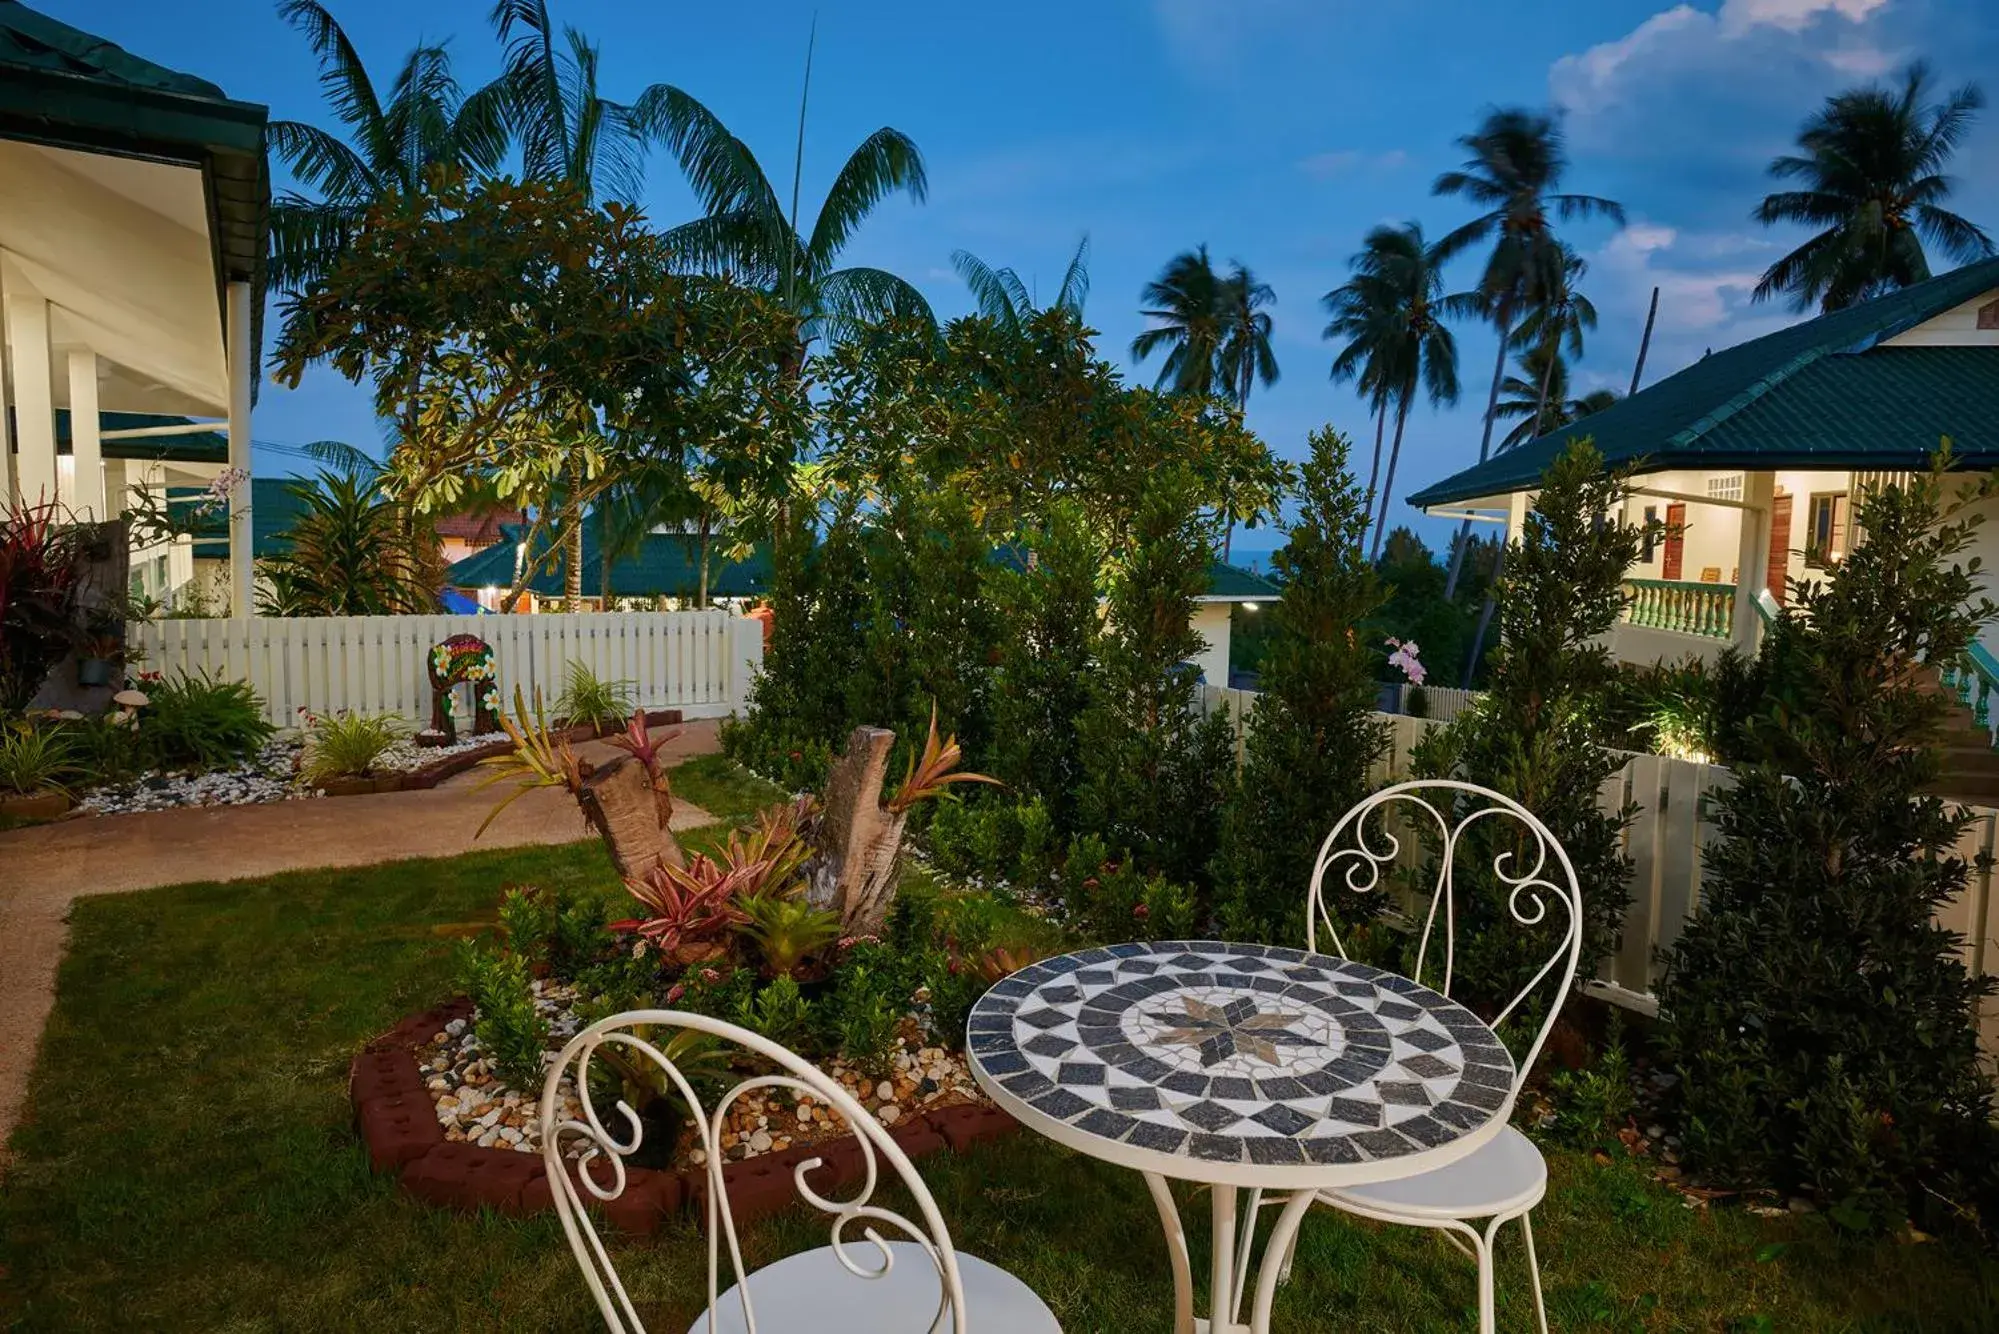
[353, 995, 1014, 1233]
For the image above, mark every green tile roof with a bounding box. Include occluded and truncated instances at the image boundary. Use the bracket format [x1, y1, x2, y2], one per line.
[170, 476, 309, 561]
[1200, 560, 1283, 601]
[446, 519, 776, 600]
[52, 410, 227, 463]
[1408, 256, 1999, 509]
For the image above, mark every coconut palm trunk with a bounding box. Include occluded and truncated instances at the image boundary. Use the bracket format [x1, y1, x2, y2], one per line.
[1360, 404, 1387, 552]
[1371, 396, 1414, 561]
[1443, 304, 1513, 599]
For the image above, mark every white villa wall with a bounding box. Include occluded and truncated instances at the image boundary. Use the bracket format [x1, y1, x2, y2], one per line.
[1190, 602, 1232, 687]
[1884, 291, 1999, 348]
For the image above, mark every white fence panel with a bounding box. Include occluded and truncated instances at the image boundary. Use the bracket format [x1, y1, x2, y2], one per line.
[130, 611, 763, 729]
[1397, 683, 1482, 722]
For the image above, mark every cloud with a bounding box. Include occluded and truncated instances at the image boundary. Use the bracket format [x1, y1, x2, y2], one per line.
[1551, 0, 1893, 115]
[1297, 148, 1408, 179]
[1149, 0, 1326, 81]
[1578, 219, 1797, 387]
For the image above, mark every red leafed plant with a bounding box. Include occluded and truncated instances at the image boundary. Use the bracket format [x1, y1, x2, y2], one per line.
[0, 499, 88, 712]
[610, 854, 762, 965]
[724, 795, 818, 896]
[605, 705, 680, 827]
[886, 704, 1001, 812]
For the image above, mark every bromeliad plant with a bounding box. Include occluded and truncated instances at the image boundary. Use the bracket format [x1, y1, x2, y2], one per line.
[0, 499, 88, 712]
[610, 855, 760, 967]
[888, 704, 1002, 812]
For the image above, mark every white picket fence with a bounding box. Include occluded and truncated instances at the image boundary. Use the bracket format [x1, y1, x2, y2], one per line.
[1198, 689, 1999, 1060]
[1398, 682, 1481, 722]
[130, 611, 764, 728]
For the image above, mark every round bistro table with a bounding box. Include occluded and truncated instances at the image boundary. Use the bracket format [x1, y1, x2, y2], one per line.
[966, 940, 1516, 1334]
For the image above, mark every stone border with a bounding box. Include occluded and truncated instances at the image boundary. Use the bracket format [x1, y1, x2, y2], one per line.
[353, 995, 1019, 1235]
[320, 710, 686, 798]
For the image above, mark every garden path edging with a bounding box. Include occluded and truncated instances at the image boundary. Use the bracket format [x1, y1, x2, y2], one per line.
[321, 709, 687, 797]
[352, 997, 1019, 1235]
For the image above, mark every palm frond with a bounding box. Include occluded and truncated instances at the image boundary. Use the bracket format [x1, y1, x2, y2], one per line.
[951, 250, 1025, 329]
[268, 120, 377, 203]
[489, 0, 571, 182]
[812, 265, 936, 347]
[630, 84, 781, 222]
[277, 0, 394, 172]
[805, 126, 929, 273]
[1055, 234, 1091, 316]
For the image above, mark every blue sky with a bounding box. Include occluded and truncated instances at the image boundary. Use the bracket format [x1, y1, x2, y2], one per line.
[45, 0, 1999, 551]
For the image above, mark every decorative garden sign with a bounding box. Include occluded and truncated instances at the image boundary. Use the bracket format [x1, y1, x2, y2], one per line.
[428, 635, 500, 741]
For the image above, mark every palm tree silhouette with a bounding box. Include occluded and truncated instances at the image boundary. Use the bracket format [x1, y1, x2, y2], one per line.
[1753, 61, 1993, 312]
[1322, 223, 1461, 557]
[267, 0, 509, 295]
[952, 237, 1091, 332]
[1492, 346, 1617, 450]
[1131, 246, 1227, 396]
[1433, 107, 1623, 596]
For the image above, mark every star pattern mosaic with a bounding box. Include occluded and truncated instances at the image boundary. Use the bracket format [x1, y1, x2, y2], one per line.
[968, 941, 1515, 1170]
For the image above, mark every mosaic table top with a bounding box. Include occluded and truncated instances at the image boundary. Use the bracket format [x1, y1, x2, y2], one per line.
[966, 941, 1516, 1188]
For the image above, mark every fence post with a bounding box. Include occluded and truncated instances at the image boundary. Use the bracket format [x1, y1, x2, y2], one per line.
[729, 616, 764, 714]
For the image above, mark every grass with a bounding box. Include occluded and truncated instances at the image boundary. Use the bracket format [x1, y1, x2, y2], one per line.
[3, 785, 1998, 1329]
[670, 752, 790, 829]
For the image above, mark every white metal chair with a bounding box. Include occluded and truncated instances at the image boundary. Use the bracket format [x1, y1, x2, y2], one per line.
[1291, 780, 1584, 1334]
[538, 1010, 1062, 1333]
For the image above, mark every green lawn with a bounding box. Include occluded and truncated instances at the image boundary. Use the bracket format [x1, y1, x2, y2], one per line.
[3, 797, 1997, 1329]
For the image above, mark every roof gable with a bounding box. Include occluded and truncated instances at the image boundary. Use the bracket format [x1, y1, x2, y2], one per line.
[1408, 256, 1999, 509]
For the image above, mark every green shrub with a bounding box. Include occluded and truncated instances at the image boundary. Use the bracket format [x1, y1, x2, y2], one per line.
[1657, 460, 1999, 1231]
[301, 710, 405, 783]
[140, 670, 274, 770]
[1545, 1018, 1636, 1151]
[497, 886, 556, 968]
[1410, 441, 1640, 1017]
[733, 974, 813, 1050]
[828, 962, 904, 1078]
[0, 723, 77, 796]
[1212, 427, 1387, 943]
[53, 712, 142, 787]
[1013, 796, 1057, 888]
[456, 941, 548, 1089]
[550, 891, 613, 977]
[1073, 470, 1235, 893]
[553, 659, 635, 733]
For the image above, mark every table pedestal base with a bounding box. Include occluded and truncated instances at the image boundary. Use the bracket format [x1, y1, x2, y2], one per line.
[1143, 1172, 1320, 1334]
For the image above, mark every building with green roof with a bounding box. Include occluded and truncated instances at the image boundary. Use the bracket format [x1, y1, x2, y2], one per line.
[1408, 256, 1999, 667]
[1, 1, 268, 610]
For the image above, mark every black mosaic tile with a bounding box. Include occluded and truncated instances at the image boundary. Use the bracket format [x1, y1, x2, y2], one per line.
[1187, 941, 1231, 955]
[1376, 1081, 1433, 1108]
[1352, 1127, 1417, 1159]
[1298, 1070, 1355, 1096]
[1161, 1071, 1210, 1097]
[1397, 1027, 1452, 1053]
[1262, 946, 1309, 964]
[1076, 1108, 1139, 1140]
[1024, 1034, 1077, 1058]
[1164, 952, 1211, 970]
[1222, 956, 1272, 971]
[1310, 995, 1364, 1017]
[1377, 1000, 1422, 1021]
[988, 978, 1034, 998]
[970, 1031, 1015, 1054]
[1121, 960, 1160, 975]
[1039, 985, 1083, 1004]
[1323, 1096, 1383, 1127]
[1174, 972, 1217, 989]
[1011, 963, 1056, 985]
[1107, 942, 1148, 957]
[1189, 1133, 1244, 1163]
[978, 1050, 1029, 1076]
[1453, 1079, 1508, 1111]
[1209, 1076, 1256, 1101]
[1252, 1104, 1315, 1137]
[1436, 1006, 1490, 1034]
[1375, 973, 1421, 994]
[1018, 1008, 1070, 1031]
[976, 994, 1020, 1015]
[1395, 1115, 1456, 1148]
[1250, 976, 1290, 995]
[1246, 1135, 1307, 1165]
[1127, 1121, 1190, 1154]
[1075, 968, 1114, 985]
[1030, 1088, 1092, 1120]
[1255, 1075, 1309, 1100]
[1212, 972, 1258, 990]
[1220, 996, 1259, 1024]
[967, 1014, 1012, 1034]
[1180, 1100, 1244, 1132]
[1110, 1086, 1162, 1112]
[1341, 961, 1385, 980]
[1459, 1062, 1513, 1091]
[1124, 1055, 1175, 1083]
[1036, 955, 1083, 975]
[1303, 1135, 1364, 1164]
[1097, 1043, 1147, 1067]
[1399, 1053, 1460, 1080]
[1000, 1070, 1055, 1099]
[1335, 981, 1376, 998]
[1071, 948, 1117, 965]
[1326, 1054, 1390, 1085]
[1431, 1100, 1485, 1129]
[1057, 1062, 1107, 1087]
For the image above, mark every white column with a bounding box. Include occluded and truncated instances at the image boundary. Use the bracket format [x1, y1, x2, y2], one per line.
[1731, 471, 1775, 653]
[3, 270, 57, 508]
[225, 280, 254, 616]
[0, 260, 10, 507]
[66, 347, 104, 520]
[1506, 489, 1532, 544]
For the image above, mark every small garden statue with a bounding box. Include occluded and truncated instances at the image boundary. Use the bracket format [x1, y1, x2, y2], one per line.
[428, 635, 500, 741]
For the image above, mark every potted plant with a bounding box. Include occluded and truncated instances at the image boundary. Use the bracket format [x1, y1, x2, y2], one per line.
[76, 631, 124, 688]
[0, 722, 76, 819]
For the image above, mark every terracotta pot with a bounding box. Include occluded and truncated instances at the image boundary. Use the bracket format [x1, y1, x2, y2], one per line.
[0, 789, 71, 820]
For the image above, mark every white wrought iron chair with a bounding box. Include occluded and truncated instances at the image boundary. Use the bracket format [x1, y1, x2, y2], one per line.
[1290, 780, 1584, 1334]
[539, 1010, 1062, 1333]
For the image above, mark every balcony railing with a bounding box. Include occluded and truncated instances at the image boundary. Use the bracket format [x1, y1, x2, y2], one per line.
[1621, 578, 1735, 640]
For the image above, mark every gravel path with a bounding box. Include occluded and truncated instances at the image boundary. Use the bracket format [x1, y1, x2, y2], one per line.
[0, 721, 720, 1164]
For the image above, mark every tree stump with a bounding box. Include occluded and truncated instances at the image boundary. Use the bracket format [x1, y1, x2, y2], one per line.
[577, 754, 684, 882]
[809, 726, 910, 937]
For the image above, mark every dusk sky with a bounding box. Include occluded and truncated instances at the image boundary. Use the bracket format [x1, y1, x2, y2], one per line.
[44, 0, 1999, 551]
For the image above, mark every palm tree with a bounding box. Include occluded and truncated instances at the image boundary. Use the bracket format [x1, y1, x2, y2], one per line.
[1491, 346, 1619, 449]
[1433, 107, 1623, 597]
[1322, 223, 1461, 558]
[1753, 61, 1993, 312]
[1509, 243, 1596, 438]
[1131, 246, 1227, 395]
[267, 0, 508, 295]
[1213, 262, 1279, 561]
[646, 24, 932, 361]
[952, 236, 1091, 332]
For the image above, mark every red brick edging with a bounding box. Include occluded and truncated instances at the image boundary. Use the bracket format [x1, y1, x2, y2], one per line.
[321, 709, 686, 797]
[352, 996, 1018, 1234]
